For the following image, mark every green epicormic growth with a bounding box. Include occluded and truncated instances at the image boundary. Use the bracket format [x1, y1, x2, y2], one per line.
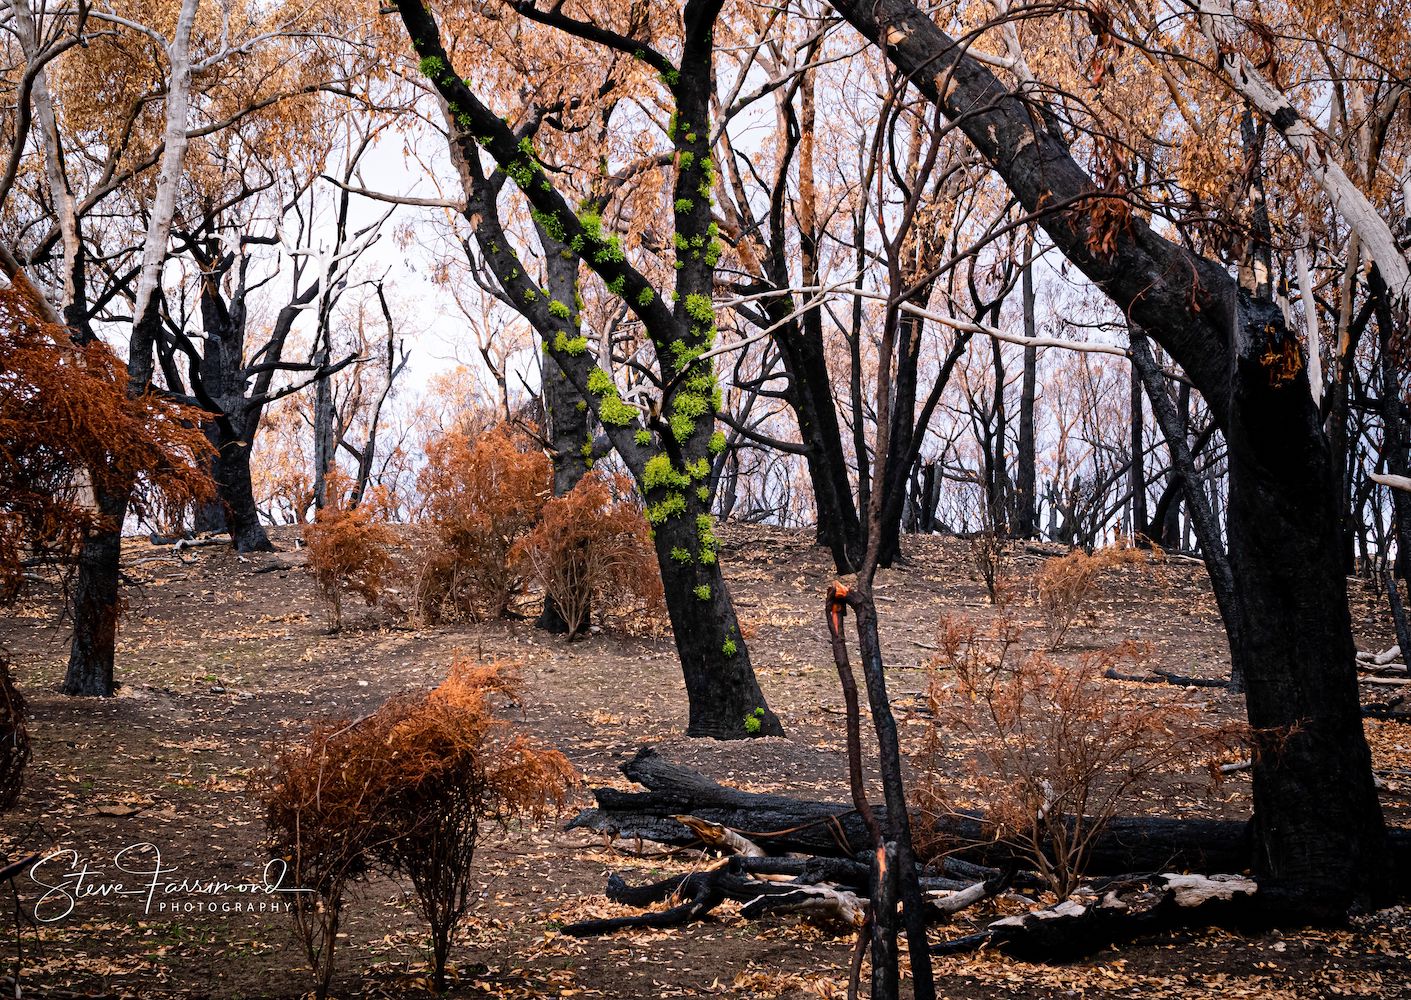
[584, 366, 635, 427]
[743, 706, 765, 735]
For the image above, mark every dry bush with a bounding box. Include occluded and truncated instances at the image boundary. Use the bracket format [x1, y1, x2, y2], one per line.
[918, 616, 1237, 896]
[256, 714, 386, 1000]
[514, 471, 662, 636]
[374, 659, 576, 990]
[414, 425, 550, 622]
[255, 657, 575, 997]
[969, 530, 1014, 607]
[1034, 542, 1151, 648]
[302, 470, 398, 631]
[0, 651, 30, 813]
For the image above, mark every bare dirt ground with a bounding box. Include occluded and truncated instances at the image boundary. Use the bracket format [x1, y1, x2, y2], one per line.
[2, 524, 1410, 998]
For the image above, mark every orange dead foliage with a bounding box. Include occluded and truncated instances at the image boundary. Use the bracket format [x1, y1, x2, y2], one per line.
[514, 471, 662, 636]
[0, 287, 213, 602]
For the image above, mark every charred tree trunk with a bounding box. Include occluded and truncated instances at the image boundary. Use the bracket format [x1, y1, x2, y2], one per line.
[987, 336, 1009, 535]
[1147, 378, 1193, 547]
[1373, 268, 1411, 583]
[311, 352, 336, 512]
[537, 239, 592, 635]
[761, 292, 863, 573]
[1131, 331, 1246, 690]
[567, 747, 1290, 878]
[651, 516, 782, 738]
[876, 312, 924, 567]
[213, 434, 273, 553]
[1225, 292, 1385, 916]
[827, 0, 1387, 915]
[1014, 247, 1039, 539]
[1129, 360, 1148, 542]
[63, 487, 126, 696]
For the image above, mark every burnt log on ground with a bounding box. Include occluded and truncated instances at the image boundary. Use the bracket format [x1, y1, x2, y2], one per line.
[563, 859, 870, 936]
[570, 748, 1411, 894]
[563, 750, 1411, 962]
[931, 873, 1264, 961]
[1104, 666, 1232, 689]
[568, 747, 1253, 874]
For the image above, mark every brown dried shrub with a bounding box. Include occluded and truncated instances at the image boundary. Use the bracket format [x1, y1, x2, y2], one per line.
[514, 471, 662, 636]
[1034, 541, 1151, 648]
[969, 530, 1014, 607]
[414, 425, 550, 622]
[255, 657, 576, 997]
[302, 470, 398, 631]
[918, 616, 1238, 896]
[374, 659, 576, 990]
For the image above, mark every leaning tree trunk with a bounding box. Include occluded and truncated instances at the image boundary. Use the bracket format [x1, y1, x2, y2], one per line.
[824, 0, 1389, 917]
[1131, 330, 1248, 691]
[1225, 292, 1386, 917]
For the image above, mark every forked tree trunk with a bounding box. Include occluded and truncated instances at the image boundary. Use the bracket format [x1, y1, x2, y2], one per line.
[64, 0, 199, 697]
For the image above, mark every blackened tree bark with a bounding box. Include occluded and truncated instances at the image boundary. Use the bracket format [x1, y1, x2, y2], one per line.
[875, 307, 975, 564]
[63, 487, 125, 696]
[751, 287, 863, 572]
[1224, 292, 1383, 913]
[537, 234, 592, 635]
[1129, 359, 1148, 541]
[737, 59, 862, 572]
[1130, 330, 1246, 691]
[1372, 267, 1411, 582]
[52, 222, 125, 696]
[876, 308, 926, 564]
[987, 336, 1009, 532]
[63, 297, 166, 696]
[1147, 379, 1191, 547]
[1014, 242, 1039, 538]
[158, 230, 334, 551]
[828, 0, 1386, 915]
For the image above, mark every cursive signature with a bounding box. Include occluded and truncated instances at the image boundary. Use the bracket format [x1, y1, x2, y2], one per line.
[29, 843, 313, 922]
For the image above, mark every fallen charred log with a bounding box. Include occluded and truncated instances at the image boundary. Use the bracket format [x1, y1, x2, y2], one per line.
[562, 859, 871, 936]
[567, 747, 1254, 875]
[563, 748, 1411, 957]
